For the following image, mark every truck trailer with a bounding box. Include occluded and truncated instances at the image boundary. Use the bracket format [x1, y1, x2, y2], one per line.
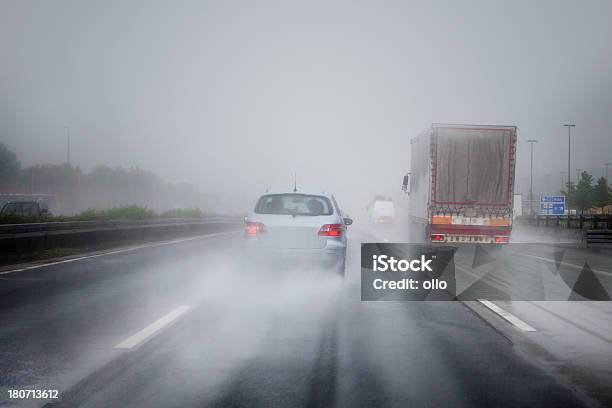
[401, 124, 517, 244]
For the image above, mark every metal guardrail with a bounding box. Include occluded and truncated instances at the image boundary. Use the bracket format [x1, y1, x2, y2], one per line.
[586, 230, 612, 245]
[516, 215, 612, 230]
[0, 217, 243, 238]
[0, 217, 245, 257]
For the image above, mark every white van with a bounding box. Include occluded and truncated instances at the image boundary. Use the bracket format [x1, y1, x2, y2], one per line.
[368, 196, 395, 224]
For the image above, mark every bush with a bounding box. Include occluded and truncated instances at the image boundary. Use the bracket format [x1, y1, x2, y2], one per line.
[0, 205, 177, 224]
[71, 205, 157, 221]
[0, 205, 210, 224]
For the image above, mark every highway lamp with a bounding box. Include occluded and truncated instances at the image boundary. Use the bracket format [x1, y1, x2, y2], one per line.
[560, 171, 566, 191]
[563, 124, 575, 213]
[527, 139, 537, 215]
[64, 125, 71, 166]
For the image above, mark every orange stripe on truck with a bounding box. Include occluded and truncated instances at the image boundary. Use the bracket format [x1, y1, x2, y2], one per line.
[432, 216, 452, 225]
[489, 218, 510, 226]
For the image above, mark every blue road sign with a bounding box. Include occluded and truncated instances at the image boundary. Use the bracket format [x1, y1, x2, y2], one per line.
[540, 196, 565, 215]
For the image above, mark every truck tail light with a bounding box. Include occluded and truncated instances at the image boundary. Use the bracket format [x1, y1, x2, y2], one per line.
[245, 222, 266, 236]
[494, 236, 509, 244]
[319, 224, 343, 237]
[430, 234, 445, 242]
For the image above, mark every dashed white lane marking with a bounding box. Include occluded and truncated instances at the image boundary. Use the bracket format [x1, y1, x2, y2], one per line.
[115, 305, 192, 350]
[478, 299, 536, 332]
[0, 231, 240, 276]
[517, 253, 612, 277]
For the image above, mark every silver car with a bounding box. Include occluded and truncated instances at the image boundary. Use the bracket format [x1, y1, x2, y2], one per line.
[244, 191, 353, 275]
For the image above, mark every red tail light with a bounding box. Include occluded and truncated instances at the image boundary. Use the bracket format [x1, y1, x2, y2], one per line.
[494, 236, 509, 244]
[430, 234, 445, 242]
[318, 224, 343, 237]
[245, 222, 266, 236]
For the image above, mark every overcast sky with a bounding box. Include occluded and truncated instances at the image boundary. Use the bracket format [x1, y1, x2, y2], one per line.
[1, 0, 611, 210]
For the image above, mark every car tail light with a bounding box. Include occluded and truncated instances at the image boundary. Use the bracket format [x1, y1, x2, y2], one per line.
[245, 222, 266, 236]
[318, 224, 343, 237]
[494, 236, 509, 244]
[430, 234, 445, 242]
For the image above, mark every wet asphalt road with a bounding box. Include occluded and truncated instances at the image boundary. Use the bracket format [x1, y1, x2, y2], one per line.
[0, 231, 592, 407]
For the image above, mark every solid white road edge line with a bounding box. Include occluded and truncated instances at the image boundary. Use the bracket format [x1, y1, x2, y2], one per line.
[115, 305, 192, 350]
[0, 231, 240, 276]
[477, 299, 536, 332]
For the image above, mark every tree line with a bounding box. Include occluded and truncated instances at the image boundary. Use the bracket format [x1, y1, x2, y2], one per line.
[0, 143, 216, 215]
[561, 171, 611, 214]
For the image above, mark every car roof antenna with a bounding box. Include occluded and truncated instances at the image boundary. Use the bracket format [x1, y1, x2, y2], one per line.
[293, 172, 298, 192]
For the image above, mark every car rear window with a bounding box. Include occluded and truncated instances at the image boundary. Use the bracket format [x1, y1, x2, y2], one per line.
[255, 194, 333, 216]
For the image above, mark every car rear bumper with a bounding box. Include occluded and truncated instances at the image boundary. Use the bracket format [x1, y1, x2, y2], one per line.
[429, 225, 512, 244]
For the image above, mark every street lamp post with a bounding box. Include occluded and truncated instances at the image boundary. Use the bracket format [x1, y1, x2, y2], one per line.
[64, 126, 71, 165]
[564, 124, 575, 214]
[527, 139, 537, 215]
[560, 171, 566, 192]
[605, 162, 611, 182]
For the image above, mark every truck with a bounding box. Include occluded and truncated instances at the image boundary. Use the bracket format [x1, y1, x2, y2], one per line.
[401, 123, 517, 244]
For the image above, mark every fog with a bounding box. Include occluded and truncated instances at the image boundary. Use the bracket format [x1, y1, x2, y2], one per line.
[1, 0, 611, 213]
[15, 232, 347, 407]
